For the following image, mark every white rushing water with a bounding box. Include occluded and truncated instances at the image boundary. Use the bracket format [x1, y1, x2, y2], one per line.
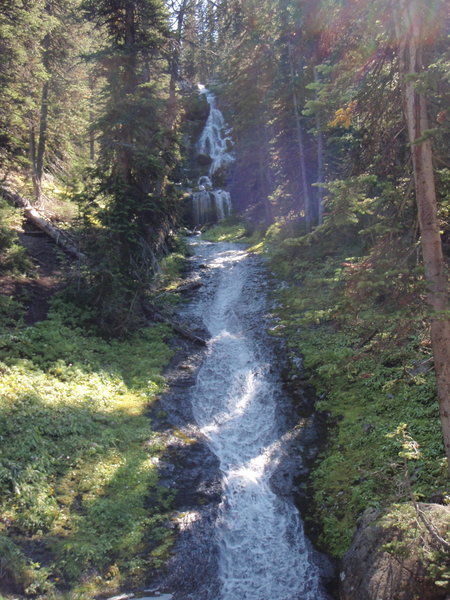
[185, 239, 328, 600]
[192, 87, 233, 225]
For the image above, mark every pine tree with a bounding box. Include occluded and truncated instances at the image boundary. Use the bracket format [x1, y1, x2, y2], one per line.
[79, 0, 181, 333]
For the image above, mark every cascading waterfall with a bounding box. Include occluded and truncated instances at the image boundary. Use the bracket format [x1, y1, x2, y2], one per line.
[183, 239, 330, 600]
[192, 86, 234, 225]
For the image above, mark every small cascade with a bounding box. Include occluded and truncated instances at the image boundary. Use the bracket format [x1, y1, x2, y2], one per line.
[191, 86, 234, 226]
[179, 240, 331, 600]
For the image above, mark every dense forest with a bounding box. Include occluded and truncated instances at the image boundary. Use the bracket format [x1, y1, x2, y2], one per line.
[0, 0, 450, 598]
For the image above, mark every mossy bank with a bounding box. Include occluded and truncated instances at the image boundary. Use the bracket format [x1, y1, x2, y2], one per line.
[0, 302, 176, 599]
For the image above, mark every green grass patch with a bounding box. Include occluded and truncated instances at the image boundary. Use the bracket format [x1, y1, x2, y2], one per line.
[0, 300, 175, 598]
[201, 222, 247, 242]
[201, 218, 264, 246]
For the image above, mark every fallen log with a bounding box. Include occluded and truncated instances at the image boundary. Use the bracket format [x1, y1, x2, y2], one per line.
[174, 280, 204, 294]
[1, 187, 84, 260]
[143, 303, 207, 346]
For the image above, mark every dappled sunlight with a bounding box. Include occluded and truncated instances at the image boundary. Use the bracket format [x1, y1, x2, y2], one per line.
[208, 248, 248, 270]
[0, 314, 174, 596]
[173, 510, 202, 531]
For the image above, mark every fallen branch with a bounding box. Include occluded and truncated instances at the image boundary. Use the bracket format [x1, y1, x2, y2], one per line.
[414, 502, 450, 552]
[174, 280, 203, 293]
[143, 303, 207, 346]
[1, 187, 84, 260]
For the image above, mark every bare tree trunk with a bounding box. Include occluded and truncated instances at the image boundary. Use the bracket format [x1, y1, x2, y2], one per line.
[88, 73, 96, 161]
[35, 32, 51, 203]
[287, 42, 312, 231]
[397, 0, 450, 476]
[29, 122, 41, 201]
[119, 3, 137, 186]
[89, 116, 95, 162]
[262, 123, 275, 224]
[36, 81, 49, 187]
[155, 0, 189, 197]
[314, 66, 325, 225]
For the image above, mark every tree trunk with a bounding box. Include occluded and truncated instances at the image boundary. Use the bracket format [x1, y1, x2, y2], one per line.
[36, 81, 49, 186]
[155, 0, 189, 197]
[287, 42, 312, 231]
[397, 0, 450, 476]
[88, 73, 96, 161]
[119, 2, 137, 186]
[29, 122, 41, 202]
[35, 32, 51, 203]
[314, 66, 325, 225]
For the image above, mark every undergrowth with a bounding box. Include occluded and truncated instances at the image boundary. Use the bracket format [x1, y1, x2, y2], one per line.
[0, 297, 176, 597]
[262, 218, 449, 557]
[201, 217, 263, 246]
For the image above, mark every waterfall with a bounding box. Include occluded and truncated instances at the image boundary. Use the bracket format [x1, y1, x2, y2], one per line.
[191, 86, 234, 226]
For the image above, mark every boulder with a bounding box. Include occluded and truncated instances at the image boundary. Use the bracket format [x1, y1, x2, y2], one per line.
[340, 503, 450, 600]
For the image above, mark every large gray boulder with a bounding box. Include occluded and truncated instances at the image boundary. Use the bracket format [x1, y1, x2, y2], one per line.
[340, 503, 450, 600]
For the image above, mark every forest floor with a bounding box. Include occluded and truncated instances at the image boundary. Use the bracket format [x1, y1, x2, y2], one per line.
[0, 221, 65, 325]
[0, 208, 177, 599]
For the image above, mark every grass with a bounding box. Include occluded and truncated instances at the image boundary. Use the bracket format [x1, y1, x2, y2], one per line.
[201, 218, 263, 246]
[0, 217, 186, 598]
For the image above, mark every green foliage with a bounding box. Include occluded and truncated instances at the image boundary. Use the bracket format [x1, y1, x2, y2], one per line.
[69, 0, 183, 334]
[0, 197, 31, 276]
[0, 299, 174, 597]
[263, 218, 447, 558]
[201, 218, 265, 246]
[379, 504, 450, 593]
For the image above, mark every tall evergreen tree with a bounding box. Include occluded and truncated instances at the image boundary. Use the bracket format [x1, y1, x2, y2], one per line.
[79, 0, 181, 332]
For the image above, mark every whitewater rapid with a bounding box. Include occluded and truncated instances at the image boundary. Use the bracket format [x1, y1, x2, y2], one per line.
[183, 239, 328, 600]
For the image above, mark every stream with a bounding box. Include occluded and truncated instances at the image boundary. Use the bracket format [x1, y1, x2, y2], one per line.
[173, 237, 330, 600]
[138, 86, 332, 600]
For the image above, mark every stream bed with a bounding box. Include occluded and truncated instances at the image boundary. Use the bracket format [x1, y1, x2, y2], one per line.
[159, 238, 332, 600]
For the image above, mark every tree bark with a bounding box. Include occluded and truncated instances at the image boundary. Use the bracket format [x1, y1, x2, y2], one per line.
[35, 32, 51, 203]
[397, 0, 450, 476]
[36, 81, 49, 186]
[314, 66, 325, 225]
[29, 122, 41, 201]
[287, 41, 312, 231]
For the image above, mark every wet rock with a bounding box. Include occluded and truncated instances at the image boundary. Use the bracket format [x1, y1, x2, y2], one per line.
[149, 304, 222, 599]
[164, 506, 221, 600]
[362, 423, 374, 434]
[197, 153, 213, 167]
[340, 503, 450, 600]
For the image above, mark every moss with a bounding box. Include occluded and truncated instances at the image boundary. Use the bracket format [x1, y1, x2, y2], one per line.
[263, 220, 448, 558]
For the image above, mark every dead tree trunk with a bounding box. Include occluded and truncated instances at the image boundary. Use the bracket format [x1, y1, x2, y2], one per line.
[35, 32, 51, 203]
[314, 66, 325, 225]
[2, 187, 84, 260]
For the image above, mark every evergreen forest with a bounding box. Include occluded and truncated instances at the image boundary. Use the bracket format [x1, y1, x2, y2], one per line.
[0, 0, 449, 598]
